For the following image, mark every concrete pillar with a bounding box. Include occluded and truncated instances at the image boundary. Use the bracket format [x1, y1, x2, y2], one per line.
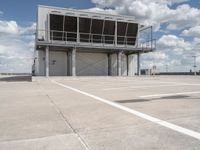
[72, 47, 76, 76]
[137, 52, 140, 76]
[108, 54, 111, 76]
[126, 54, 129, 76]
[67, 51, 71, 76]
[117, 51, 122, 76]
[45, 46, 49, 77]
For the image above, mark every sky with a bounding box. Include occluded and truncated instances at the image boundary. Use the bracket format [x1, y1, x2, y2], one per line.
[0, 0, 200, 73]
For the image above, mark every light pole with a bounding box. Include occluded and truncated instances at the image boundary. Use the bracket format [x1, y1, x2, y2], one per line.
[165, 64, 168, 72]
[192, 55, 197, 76]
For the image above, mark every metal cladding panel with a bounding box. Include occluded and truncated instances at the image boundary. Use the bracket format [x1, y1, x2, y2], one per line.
[111, 54, 118, 76]
[49, 51, 67, 76]
[38, 5, 137, 23]
[37, 7, 49, 41]
[76, 53, 108, 76]
[128, 54, 137, 76]
[36, 50, 45, 76]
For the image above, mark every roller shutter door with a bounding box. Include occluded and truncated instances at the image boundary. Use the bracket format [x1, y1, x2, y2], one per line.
[76, 53, 108, 76]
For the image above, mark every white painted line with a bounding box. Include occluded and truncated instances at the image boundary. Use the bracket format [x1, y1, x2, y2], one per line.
[103, 84, 191, 91]
[52, 80, 200, 140]
[103, 83, 200, 91]
[140, 91, 200, 98]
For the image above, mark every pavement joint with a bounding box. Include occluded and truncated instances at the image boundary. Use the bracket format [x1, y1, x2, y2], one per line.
[46, 94, 91, 150]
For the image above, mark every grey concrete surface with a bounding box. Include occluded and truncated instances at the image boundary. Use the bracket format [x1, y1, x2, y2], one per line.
[0, 75, 200, 149]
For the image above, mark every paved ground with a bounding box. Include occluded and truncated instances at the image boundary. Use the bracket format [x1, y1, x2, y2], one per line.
[0, 75, 200, 150]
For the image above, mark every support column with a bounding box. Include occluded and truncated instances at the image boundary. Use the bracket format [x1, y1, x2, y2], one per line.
[126, 54, 129, 76]
[45, 46, 49, 77]
[67, 51, 71, 76]
[117, 51, 122, 76]
[72, 47, 76, 76]
[108, 54, 111, 76]
[137, 52, 140, 76]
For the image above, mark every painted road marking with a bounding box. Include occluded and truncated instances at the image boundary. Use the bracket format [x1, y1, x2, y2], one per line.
[52, 80, 200, 140]
[103, 83, 200, 91]
[140, 91, 200, 98]
[102, 84, 199, 91]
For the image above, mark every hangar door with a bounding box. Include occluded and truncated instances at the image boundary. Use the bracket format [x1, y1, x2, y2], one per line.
[49, 51, 67, 76]
[76, 53, 108, 76]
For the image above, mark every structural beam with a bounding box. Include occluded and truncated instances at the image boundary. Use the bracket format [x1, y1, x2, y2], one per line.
[45, 46, 49, 77]
[117, 51, 122, 76]
[72, 47, 76, 76]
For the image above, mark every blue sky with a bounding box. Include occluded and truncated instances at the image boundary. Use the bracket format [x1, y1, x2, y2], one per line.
[0, 0, 94, 24]
[0, 0, 200, 73]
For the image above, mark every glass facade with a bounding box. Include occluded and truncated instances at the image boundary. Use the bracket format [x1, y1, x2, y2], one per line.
[49, 14, 138, 46]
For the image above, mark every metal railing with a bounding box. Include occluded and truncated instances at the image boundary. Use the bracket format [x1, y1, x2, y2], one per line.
[36, 29, 156, 50]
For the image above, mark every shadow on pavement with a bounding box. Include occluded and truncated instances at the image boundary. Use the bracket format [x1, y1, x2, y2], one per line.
[0, 76, 32, 82]
[116, 95, 194, 103]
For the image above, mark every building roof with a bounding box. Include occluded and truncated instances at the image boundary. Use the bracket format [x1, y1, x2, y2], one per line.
[38, 5, 140, 24]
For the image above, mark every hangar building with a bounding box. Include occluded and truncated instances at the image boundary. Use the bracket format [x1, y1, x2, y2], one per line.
[33, 5, 156, 76]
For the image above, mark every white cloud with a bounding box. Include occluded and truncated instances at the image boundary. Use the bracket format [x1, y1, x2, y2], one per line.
[157, 34, 191, 50]
[91, 0, 200, 31]
[91, 0, 189, 7]
[0, 20, 35, 73]
[182, 26, 200, 37]
[141, 51, 169, 70]
[141, 34, 198, 72]
[193, 38, 200, 45]
[0, 20, 19, 34]
[86, 7, 118, 15]
[166, 4, 200, 30]
[20, 23, 36, 35]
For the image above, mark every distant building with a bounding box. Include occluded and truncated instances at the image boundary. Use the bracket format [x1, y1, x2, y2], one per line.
[33, 5, 156, 76]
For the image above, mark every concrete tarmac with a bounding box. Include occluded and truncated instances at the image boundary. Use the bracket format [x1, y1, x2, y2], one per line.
[0, 76, 200, 150]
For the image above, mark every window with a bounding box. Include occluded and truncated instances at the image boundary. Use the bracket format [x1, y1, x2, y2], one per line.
[79, 17, 91, 42]
[103, 20, 115, 44]
[50, 14, 64, 41]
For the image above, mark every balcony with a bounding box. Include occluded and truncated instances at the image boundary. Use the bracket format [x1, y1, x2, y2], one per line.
[36, 29, 156, 52]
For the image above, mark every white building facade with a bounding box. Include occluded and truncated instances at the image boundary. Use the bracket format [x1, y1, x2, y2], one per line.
[34, 5, 156, 76]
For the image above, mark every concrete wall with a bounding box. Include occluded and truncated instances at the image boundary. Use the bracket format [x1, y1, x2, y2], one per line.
[35, 50, 68, 76]
[35, 50, 45, 76]
[49, 51, 67, 76]
[128, 54, 137, 76]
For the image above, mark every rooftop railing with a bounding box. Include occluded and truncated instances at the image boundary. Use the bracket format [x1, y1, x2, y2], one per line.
[36, 29, 156, 50]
